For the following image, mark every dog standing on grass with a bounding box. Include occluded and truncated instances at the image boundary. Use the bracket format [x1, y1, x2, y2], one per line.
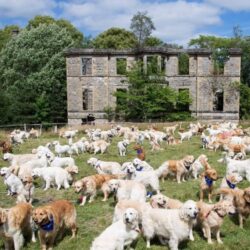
[200, 162, 218, 203]
[133, 144, 145, 161]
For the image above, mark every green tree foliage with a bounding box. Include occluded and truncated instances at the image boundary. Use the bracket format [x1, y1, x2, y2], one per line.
[93, 28, 137, 49]
[178, 53, 189, 75]
[0, 25, 20, 51]
[0, 23, 76, 124]
[130, 11, 155, 48]
[240, 84, 250, 119]
[144, 36, 164, 47]
[188, 31, 250, 117]
[114, 61, 192, 121]
[27, 15, 84, 47]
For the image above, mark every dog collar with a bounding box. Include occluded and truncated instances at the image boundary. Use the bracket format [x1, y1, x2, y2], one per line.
[226, 179, 236, 189]
[40, 218, 54, 232]
[136, 149, 143, 154]
[213, 209, 225, 218]
[136, 166, 144, 171]
[205, 176, 213, 187]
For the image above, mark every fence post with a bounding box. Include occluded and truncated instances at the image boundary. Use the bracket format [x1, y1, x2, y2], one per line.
[40, 124, 42, 136]
[24, 124, 27, 131]
[54, 125, 58, 133]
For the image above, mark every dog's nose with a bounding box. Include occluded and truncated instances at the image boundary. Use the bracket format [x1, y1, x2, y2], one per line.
[193, 212, 198, 217]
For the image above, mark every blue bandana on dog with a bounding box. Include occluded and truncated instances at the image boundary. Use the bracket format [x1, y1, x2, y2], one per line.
[226, 179, 236, 189]
[41, 218, 54, 232]
[137, 149, 143, 154]
[205, 176, 213, 187]
[136, 166, 144, 171]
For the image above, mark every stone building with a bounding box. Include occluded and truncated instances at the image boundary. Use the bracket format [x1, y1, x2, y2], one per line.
[65, 48, 241, 125]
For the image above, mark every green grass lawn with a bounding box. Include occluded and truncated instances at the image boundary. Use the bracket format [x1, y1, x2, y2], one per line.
[0, 127, 250, 250]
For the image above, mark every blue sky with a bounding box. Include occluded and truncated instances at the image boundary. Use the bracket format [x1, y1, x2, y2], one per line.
[0, 0, 250, 45]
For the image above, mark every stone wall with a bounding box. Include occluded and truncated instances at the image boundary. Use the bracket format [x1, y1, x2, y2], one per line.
[65, 48, 241, 124]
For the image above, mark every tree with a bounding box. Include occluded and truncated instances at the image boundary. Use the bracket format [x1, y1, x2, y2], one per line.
[27, 15, 84, 47]
[144, 36, 164, 47]
[114, 61, 191, 121]
[0, 23, 76, 124]
[93, 28, 137, 49]
[0, 25, 20, 51]
[130, 11, 155, 48]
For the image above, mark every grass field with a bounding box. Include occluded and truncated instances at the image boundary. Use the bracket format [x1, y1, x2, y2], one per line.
[0, 125, 250, 250]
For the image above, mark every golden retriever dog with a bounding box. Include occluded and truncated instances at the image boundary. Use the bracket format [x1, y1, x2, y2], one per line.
[157, 155, 195, 183]
[91, 208, 140, 250]
[164, 124, 178, 135]
[113, 199, 151, 223]
[219, 173, 243, 201]
[223, 143, 247, 157]
[219, 187, 250, 228]
[0, 202, 35, 250]
[17, 175, 35, 204]
[73, 174, 120, 206]
[199, 162, 218, 203]
[150, 194, 183, 209]
[133, 144, 146, 161]
[142, 200, 198, 248]
[32, 200, 77, 250]
[197, 200, 236, 244]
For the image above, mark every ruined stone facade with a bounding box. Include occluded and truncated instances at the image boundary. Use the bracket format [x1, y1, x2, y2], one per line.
[65, 48, 241, 125]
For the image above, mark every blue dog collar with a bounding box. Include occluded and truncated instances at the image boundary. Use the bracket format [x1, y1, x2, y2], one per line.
[205, 176, 213, 187]
[136, 166, 144, 171]
[226, 179, 236, 189]
[41, 218, 54, 232]
[137, 149, 142, 154]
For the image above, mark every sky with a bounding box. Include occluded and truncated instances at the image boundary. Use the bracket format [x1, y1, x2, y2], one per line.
[0, 0, 250, 45]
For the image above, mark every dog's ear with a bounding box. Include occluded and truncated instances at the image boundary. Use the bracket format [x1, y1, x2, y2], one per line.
[243, 189, 250, 203]
[150, 197, 158, 208]
[45, 209, 53, 221]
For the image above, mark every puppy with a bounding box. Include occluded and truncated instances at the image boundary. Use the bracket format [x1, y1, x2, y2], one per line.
[197, 200, 236, 244]
[108, 179, 147, 203]
[157, 155, 195, 183]
[219, 172, 243, 201]
[133, 144, 145, 161]
[200, 163, 218, 203]
[150, 194, 183, 209]
[73, 174, 119, 206]
[0, 203, 35, 250]
[91, 208, 140, 250]
[219, 187, 250, 228]
[17, 175, 35, 204]
[32, 200, 77, 250]
[142, 200, 198, 248]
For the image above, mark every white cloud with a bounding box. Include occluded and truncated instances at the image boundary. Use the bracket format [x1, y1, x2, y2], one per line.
[0, 0, 56, 19]
[59, 0, 222, 44]
[206, 0, 250, 11]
